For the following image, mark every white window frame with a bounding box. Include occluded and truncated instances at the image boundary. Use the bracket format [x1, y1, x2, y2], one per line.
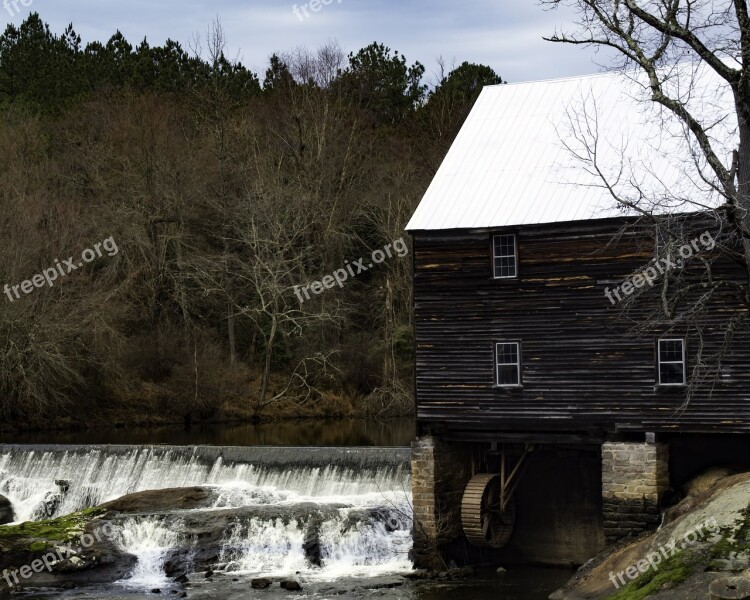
[657, 338, 687, 386]
[495, 341, 522, 387]
[492, 234, 518, 279]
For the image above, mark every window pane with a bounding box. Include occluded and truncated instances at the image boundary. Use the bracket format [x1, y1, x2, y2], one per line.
[493, 235, 517, 278]
[497, 343, 518, 364]
[495, 257, 516, 278]
[494, 235, 515, 256]
[496, 343, 520, 386]
[660, 340, 683, 362]
[660, 363, 684, 385]
[498, 365, 519, 386]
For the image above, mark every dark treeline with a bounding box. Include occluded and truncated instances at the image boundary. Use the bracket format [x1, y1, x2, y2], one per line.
[0, 14, 502, 428]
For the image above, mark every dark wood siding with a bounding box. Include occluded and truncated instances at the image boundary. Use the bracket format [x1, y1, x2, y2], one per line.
[412, 218, 750, 437]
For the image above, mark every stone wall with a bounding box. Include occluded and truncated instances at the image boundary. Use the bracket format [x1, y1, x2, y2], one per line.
[411, 435, 472, 568]
[602, 442, 669, 543]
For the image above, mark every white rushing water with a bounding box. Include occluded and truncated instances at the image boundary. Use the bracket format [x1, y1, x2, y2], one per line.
[114, 517, 182, 589]
[219, 518, 310, 574]
[216, 505, 413, 579]
[0, 448, 409, 522]
[0, 447, 413, 585]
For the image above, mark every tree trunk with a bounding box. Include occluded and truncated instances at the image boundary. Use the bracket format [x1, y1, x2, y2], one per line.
[383, 272, 396, 386]
[259, 315, 277, 407]
[736, 116, 750, 305]
[227, 301, 236, 366]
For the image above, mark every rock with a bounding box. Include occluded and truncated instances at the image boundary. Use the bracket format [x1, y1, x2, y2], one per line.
[0, 494, 14, 525]
[303, 518, 322, 567]
[150, 589, 161, 595]
[403, 570, 430, 580]
[448, 567, 475, 579]
[385, 517, 400, 532]
[251, 578, 272, 589]
[32, 490, 64, 520]
[173, 574, 189, 584]
[709, 575, 750, 599]
[685, 468, 739, 497]
[713, 555, 750, 573]
[204, 570, 213, 578]
[101, 487, 216, 515]
[497, 566, 507, 573]
[552, 472, 750, 600]
[280, 580, 302, 591]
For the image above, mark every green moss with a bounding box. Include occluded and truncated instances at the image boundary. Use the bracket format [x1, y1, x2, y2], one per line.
[29, 541, 49, 552]
[607, 504, 750, 600]
[0, 507, 105, 544]
[607, 554, 693, 600]
[708, 505, 750, 564]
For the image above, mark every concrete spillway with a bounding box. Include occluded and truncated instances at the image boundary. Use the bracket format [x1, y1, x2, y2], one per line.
[0, 444, 413, 583]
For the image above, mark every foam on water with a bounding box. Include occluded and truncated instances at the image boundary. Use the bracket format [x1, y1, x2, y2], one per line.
[0, 446, 413, 584]
[0, 448, 409, 522]
[114, 517, 182, 589]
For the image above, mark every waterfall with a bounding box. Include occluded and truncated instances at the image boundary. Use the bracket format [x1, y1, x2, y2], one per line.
[215, 505, 413, 579]
[0, 446, 409, 522]
[114, 517, 182, 589]
[0, 445, 413, 585]
[219, 518, 309, 574]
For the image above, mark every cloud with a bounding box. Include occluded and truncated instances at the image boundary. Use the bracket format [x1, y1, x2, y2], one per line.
[9, 0, 607, 82]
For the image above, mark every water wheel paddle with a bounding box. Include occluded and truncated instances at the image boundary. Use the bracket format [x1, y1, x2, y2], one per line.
[461, 473, 515, 549]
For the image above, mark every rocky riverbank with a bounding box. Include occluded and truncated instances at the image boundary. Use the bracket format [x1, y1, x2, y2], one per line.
[0, 485, 411, 596]
[551, 469, 750, 600]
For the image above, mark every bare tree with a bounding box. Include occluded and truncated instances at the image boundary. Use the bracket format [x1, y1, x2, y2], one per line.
[543, 1, 750, 404]
[544, 0, 749, 292]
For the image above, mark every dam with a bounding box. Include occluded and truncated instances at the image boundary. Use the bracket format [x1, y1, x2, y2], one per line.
[0, 444, 413, 585]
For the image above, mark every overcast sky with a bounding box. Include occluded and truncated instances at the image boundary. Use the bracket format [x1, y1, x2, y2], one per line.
[5, 1, 610, 83]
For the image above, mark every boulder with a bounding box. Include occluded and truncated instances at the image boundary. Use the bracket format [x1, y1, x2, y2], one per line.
[100, 487, 216, 514]
[281, 580, 302, 591]
[251, 578, 272, 589]
[552, 471, 750, 600]
[0, 494, 14, 525]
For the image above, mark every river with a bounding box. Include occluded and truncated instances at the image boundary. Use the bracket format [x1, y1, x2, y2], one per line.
[0, 420, 571, 600]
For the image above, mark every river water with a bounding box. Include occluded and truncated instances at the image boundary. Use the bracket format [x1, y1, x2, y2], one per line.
[0, 418, 416, 447]
[0, 422, 571, 600]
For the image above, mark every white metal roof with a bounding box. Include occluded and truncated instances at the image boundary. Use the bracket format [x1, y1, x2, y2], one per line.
[406, 66, 737, 231]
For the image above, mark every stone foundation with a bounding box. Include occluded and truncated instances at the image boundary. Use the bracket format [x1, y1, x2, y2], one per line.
[411, 435, 472, 568]
[602, 442, 669, 543]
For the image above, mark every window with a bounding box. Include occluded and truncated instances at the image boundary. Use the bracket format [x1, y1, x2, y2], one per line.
[495, 342, 521, 386]
[657, 339, 686, 386]
[493, 234, 517, 279]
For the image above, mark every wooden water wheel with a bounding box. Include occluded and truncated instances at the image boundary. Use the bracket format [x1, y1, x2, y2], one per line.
[461, 445, 533, 549]
[461, 473, 515, 548]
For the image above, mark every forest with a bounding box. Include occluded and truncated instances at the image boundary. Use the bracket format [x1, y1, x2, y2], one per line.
[0, 14, 502, 429]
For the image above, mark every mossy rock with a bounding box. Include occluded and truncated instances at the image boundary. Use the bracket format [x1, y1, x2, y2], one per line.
[0, 507, 105, 545]
[607, 553, 693, 600]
